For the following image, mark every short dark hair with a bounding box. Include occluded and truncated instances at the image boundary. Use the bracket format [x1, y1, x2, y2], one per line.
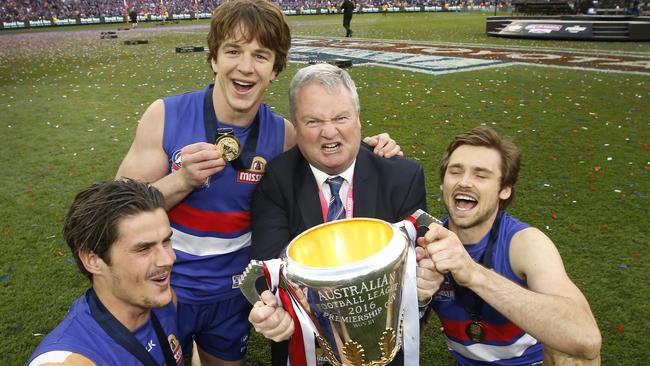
[207, 0, 291, 75]
[63, 179, 165, 280]
[439, 127, 521, 210]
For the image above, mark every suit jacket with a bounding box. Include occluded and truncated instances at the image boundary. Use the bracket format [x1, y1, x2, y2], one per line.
[251, 144, 427, 261]
[341, 0, 354, 18]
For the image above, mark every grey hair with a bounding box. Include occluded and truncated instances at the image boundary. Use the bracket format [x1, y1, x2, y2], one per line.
[289, 63, 360, 123]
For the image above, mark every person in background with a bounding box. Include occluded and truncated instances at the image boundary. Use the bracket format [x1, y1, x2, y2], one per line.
[129, 5, 138, 28]
[341, 0, 354, 37]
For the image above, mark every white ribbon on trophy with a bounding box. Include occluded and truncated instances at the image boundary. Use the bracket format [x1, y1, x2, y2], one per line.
[399, 219, 420, 366]
[262, 258, 318, 366]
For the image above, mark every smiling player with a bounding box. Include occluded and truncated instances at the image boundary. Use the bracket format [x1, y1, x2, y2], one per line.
[415, 126, 601, 365]
[27, 179, 183, 366]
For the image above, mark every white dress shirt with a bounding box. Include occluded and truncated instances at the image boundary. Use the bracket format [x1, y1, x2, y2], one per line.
[309, 161, 356, 211]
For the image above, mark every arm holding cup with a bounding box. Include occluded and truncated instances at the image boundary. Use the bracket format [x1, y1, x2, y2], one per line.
[248, 230, 446, 345]
[249, 290, 295, 342]
[415, 246, 445, 306]
[418, 222, 601, 360]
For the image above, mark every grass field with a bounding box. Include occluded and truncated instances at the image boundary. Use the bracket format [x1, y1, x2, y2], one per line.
[1, 11, 648, 365]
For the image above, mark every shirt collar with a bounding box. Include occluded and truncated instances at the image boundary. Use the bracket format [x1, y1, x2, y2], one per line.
[309, 160, 356, 188]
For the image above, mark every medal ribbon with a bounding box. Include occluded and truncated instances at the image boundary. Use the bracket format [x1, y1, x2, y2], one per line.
[447, 211, 504, 341]
[86, 288, 178, 366]
[203, 84, 260, 170]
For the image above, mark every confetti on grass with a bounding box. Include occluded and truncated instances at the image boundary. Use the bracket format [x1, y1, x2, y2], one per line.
[0, 266, 13, 282]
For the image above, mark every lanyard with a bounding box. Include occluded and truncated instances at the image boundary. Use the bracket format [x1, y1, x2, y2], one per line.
[86, 289, 177, 366]
[203, 84, 260, 171]
[317, 177, 354, 221]
[447, 211, 503, 334]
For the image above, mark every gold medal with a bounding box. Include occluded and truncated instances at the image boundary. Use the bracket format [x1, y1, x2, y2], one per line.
[465, 321, 485, 342]
[215, 129, 241, 162]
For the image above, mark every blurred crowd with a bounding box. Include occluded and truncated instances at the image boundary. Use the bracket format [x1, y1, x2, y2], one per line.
[2, 0, 123, 22]
[1, 0, 505, 23]
[0, 0, 209, 22]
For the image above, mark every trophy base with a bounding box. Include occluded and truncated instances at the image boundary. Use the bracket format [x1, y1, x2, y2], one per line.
[316, 325, 401, 366]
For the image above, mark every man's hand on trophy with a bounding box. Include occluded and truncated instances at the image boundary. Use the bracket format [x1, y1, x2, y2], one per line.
[417, 223, 479, 288]
[415, 246, 444, 306]
[248, 290, 295, 342]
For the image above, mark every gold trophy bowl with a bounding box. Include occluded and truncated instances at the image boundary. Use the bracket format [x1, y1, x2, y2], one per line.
[241, 218, 411, 366]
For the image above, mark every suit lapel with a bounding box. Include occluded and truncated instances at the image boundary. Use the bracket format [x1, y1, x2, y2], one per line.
[352, 149, 378, 218]
[296, 157, 324, 229]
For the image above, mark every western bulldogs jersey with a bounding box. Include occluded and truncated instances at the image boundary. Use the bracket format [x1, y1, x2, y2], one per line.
[27, 292, 184, 366]
[162, 84, 285, 304]
[432, 212, 544, 366]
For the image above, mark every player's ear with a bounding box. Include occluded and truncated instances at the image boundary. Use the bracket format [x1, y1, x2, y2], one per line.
[78, 249, 106, 276]
[210, 58, 218, 73]
[499, 185, 512, 201]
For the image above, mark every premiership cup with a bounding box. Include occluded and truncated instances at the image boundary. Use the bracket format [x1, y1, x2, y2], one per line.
[240, 218, 416, 366]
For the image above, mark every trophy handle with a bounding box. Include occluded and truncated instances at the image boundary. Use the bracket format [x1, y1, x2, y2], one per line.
[411, 208, 442, 226]
[398, 209, 443, 246]
[409, 209, 443, 238]
[239, 260, 267, 304]
[240, 260, 322, 340]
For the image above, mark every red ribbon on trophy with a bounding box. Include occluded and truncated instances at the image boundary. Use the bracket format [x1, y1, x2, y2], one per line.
[262, 260, 316, 366]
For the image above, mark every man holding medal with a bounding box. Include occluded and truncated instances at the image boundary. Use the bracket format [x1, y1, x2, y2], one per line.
[27, 179, 183, 366]
[115, 1, 401, 365]
[415, 127, 602, 365]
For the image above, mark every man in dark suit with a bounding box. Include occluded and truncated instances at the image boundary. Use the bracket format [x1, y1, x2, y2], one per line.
[248, 63, 434, 365]
[341, 0, 355, 37]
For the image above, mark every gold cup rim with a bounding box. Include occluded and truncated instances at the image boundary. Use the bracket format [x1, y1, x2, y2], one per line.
[285, 218, 405, 274]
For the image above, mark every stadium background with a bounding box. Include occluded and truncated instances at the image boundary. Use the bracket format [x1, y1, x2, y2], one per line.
[1, 3, 649, 365]
[2, 0, 648, 25]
